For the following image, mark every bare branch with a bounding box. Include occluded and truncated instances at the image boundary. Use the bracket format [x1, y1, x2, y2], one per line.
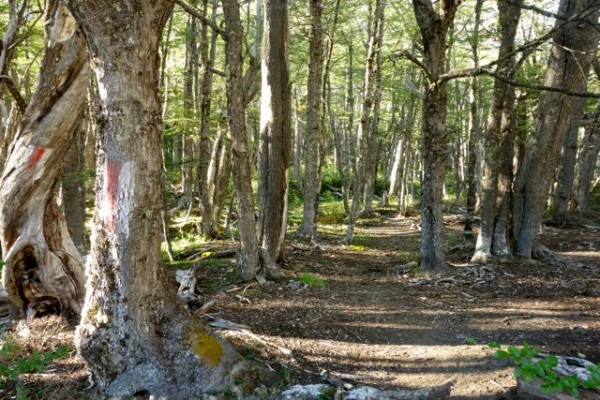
[392, 50, 434, 82]
[175, 0, 226, 39]
[0, 75, 27, 113]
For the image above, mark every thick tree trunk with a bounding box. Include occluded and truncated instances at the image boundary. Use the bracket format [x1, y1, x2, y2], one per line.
[66, 1, 246, 396]
[62, 116, 88, 254]
[574, 116, 600, 212]
[257, 0, 291, 265]
[297, 0, 324, 240]
[513, 0, 600, 258]
[0, 1, 87, 321]
[412, 0, 460, 274]
[222, 0, 261, 281]
[472, 0, 521, 263]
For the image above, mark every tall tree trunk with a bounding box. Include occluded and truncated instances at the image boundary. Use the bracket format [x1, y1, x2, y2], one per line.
[62, 116, 88, 254]
[297, 0, 324, 241]
[412, 0, 460, 274]
[293, 90, 303, 185]
[513, 0, 600, 258]
[551, 97, 586, 224]
[257, 0, 291, 265]
[464, 0, 483, 238]
[471, 0, 522, 263]
[222, 0, 261, 280]
[0, 1, 87, 321]
[574, 116, 600, 212]
[361, 0, 386, 214]
[198, 0, 220, 238]
[66, 1, 246, 396]
[182, 1, 198, 203]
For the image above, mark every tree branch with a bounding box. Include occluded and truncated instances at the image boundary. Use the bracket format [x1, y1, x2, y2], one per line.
[392, 50, 434, 82]
[0, 75, 27, 113]
[440, 67, 600, 98]
[175, 0, 226, 39]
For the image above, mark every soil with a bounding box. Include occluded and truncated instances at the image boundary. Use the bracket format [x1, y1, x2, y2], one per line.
[2, 208, 599, 399]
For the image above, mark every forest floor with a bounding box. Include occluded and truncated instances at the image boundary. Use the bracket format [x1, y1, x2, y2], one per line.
[1, 207, 599, 399]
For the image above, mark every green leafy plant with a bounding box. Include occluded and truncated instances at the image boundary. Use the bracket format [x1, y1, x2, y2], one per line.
[299, 273, 326, 288]
[0, 337, 71, 389]
[489, 342, 600, 397]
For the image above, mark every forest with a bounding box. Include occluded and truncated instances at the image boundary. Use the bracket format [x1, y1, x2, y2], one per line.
[0, 0, 599, 399]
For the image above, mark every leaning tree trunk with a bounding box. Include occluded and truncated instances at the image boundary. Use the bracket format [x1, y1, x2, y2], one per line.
[471, 0, 521, 263]
[0, 1, 87, 321]
[297, 0, 324, 241]
[257, 0, 291, 265]
[412, 0, 460, 274]
[222, 0, 261, 281]
[65, 0, 246, 397]
[513, 0, 600, 258]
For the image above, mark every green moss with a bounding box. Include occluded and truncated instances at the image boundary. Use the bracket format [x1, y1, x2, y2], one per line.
[184, 321, 223, 367]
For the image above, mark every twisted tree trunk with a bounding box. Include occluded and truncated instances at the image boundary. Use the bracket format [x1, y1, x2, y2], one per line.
[0, 1, 87, 321]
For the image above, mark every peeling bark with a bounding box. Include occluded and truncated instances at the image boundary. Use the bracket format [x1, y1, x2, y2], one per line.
[0, 1, 87, 321]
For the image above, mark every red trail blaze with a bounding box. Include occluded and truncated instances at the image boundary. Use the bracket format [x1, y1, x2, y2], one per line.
[105, 159, 123, 231]
[27, 146, 46, 172]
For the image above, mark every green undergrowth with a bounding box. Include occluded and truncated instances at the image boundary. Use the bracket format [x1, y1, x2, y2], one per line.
[488, 341, 600, 397]
[299, 273, 327, 288]
[0, 334, 73, 399]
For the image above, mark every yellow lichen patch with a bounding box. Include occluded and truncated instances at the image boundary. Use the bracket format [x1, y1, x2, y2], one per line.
[186, 322, 223, 367]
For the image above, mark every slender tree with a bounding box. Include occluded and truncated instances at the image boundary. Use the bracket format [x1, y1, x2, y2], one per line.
[222, 0, 261, 280]
[297, 0, 324, 242]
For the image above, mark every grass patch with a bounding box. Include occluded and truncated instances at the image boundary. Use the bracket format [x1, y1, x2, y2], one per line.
[299, 273, 326, 288]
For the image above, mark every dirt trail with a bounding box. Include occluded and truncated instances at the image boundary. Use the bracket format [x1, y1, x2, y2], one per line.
[215, 213, 600, 399]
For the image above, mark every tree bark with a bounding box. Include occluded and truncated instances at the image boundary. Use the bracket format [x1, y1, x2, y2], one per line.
[513, 0, 600, 258]
[297, 0, 324, 241]
[412, 0, 460, 274]
[62, 116, 88, 254]
[257, 0, 291, 265]
[361, 0, 386, 214]
[464, 0, 483, 238]
[574, 116, 600, 212]
[66, 0, 246, 396]
[551, 97, 586, 224]
[198, 0, 220, 238]
[472, 0, 522, 263]
[182, 0, 198, 203]
[222, 0, 261, 281]
[0, 1, 87, 321]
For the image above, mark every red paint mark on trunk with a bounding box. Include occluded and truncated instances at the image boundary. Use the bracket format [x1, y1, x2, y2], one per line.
[105, 159, 123, 231]
[27, 146, 46, 171]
